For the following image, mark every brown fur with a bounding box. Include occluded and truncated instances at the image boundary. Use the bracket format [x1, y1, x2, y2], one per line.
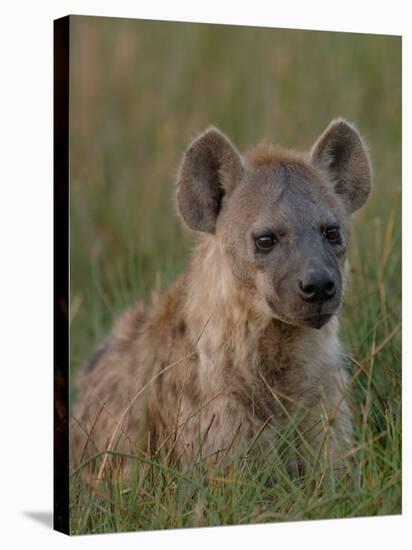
[71, 119, 371, 476]
[245, 141, 307, 168]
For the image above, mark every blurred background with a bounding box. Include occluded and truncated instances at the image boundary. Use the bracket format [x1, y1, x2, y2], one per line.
[69, 16, 401, 406]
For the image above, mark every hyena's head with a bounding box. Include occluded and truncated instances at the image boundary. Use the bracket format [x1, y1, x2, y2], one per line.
[177, 120, 371, 329]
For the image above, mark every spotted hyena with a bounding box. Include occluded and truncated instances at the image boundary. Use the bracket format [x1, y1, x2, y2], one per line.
[71, 119, 371, 476]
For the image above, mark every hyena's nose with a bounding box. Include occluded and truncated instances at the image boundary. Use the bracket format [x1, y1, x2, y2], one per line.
[298, 269, 336, 303]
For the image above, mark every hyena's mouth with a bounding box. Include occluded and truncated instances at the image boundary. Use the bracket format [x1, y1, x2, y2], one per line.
[280, 312, 333, 330]
[300, 313, 333, 329]
[267, 299, 334, 330]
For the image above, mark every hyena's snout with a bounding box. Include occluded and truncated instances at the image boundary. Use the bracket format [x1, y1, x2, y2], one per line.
[298, 268, 336, 304]
[269, 253, 344, 329]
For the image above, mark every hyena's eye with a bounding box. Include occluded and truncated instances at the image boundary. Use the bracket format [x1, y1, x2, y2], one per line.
[254, 234, 277, 252]
[323, 226, 341, 243]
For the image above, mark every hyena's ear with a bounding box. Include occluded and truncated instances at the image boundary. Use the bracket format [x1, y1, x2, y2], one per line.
[176, 127, 243, 233]
[310, 119, 372, 213]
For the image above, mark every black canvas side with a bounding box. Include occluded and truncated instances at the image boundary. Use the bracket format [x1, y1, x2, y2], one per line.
[53, 15, 70, 536]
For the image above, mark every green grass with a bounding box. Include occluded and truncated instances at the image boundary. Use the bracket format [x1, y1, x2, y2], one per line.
[69, 16, 401, 534]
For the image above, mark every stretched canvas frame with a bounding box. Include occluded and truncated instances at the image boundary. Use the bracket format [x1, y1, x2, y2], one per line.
[54, 15, 401, 536]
